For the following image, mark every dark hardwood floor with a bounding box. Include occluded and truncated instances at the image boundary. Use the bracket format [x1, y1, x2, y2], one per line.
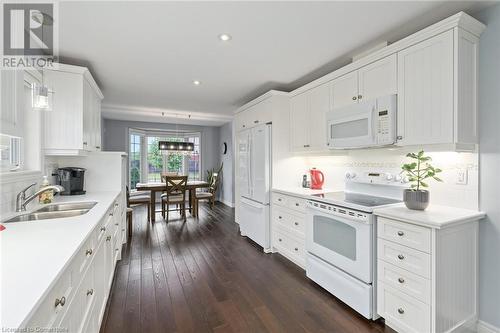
[100, 203, 393, 333]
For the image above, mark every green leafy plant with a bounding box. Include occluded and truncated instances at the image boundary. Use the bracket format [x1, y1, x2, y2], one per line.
[206, 162, 223, 185]
[401, 150, 443, 191]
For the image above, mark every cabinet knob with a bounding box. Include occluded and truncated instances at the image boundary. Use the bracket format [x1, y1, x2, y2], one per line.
[55, 296, 66, 307]
[278, 238, 282, 242]
[254, 120, 259, 124]
[115, 223, 119, 226]
[397, 308, 405, 314]
[83, 142, 88, 145]
[397, 135, 403, 140]
[397, 254, 405, 260]
[398, 277, 405, 284]
[294, 222, 299, 226]
[397, 231, 404, 236]
[86, 289, 94, 296]
[352, 96, 357, 100]
[100, 226, 106, 232]
[278, 198, 282, 202]
[278, 216, 282, 219]
[294, 247, 298, 251]
[96, 146, 101, 149]
[358, 95, 362, 99]
[85, 249, 93, 256]
[115, 203, 119, 207]
[295, 203, 299, 206]
[242, 125, 246, 128]
[106, 236, 112, 242]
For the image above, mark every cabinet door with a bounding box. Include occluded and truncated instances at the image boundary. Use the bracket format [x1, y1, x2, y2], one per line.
[0, 70, 23, 137]
[290, 93, 309, 151]
[82, 79, 93, 151]
[358, 54, 397, 101]
[93, 239, 107, 322]
[93, 93, 102, 150]
[308, 83, 330, 150]
[330, 71, 358, 110]
[397, 30, 454, 146]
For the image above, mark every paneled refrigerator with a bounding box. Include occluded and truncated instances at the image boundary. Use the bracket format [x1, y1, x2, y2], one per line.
[237, 124, 271, 252]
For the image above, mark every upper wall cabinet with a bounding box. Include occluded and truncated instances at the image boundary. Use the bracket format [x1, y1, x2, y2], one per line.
[235, 91, 278, 131]
[396, 28, 480, 148]
[290, 83, 329, 151]
[0, 70, 24, 138]
[43, 64, 103, 156]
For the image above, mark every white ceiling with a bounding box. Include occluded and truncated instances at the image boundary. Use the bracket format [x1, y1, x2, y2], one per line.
[58, 1, 494, 125]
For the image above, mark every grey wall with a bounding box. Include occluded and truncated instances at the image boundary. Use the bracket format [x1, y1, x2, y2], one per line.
[473, 4, 500, 327]
[102, 119, 221, 182]
[218, 121, 234, 206]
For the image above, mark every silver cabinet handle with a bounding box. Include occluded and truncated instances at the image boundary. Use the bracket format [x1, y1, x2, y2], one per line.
[352, 96, 357, 100]
[100, 226, 106, 232]
[278, 216, 282, 219]
[303, 144, 310, 148]
[106, 236, 112, 242]
[115, 223, 119, 226]
[295, 203, 299, 206]
[85, 249, 93, 256]
[96, 146, 101, 149]
[294, 222, 299, 226]
[398, 277, 405, 284]
[115, 203, 119, 207]
[278, 198, 282, 201]
[397, 135, 403, 140]
[55, 296, 66, 307]
[358, 94, 362, 99]
[254, 120, 259, 124]
[398, 254, 405, 260]
[294, 248, 298, 251]
[86, 289, 94, 296]
[278, 238, 282, 242]
[397, 231, 404, 236]
[398, 308, 405, 314]
[83, 142, 88, 145]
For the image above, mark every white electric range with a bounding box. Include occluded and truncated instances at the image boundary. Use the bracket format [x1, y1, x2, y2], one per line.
[305, 171, 407, 320]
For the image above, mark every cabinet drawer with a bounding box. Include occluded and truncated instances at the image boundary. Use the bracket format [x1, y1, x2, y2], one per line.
[273, 228, 306, 266]
[378, 239, 431, 279]
[74, 235, 96, 276]
[95, 209, 114, 244]
[377, 260, 430, 304]
[273, 208, 305, 237]
[287, 197, 306, 213]
[273, 193, 288, 206]
[24, 268, 73, 329]
[378, 217, 431, 253]
[377, 283, 430, 333]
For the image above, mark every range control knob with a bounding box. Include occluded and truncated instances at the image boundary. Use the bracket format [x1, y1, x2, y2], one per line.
[385, 173, 394, 181]
[394, 175, 402, 182]
[345, 172, 357, 180]
[401, 176, 410, 183]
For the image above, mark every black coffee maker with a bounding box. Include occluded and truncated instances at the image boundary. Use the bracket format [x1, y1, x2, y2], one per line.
[53, 167, 86, 195]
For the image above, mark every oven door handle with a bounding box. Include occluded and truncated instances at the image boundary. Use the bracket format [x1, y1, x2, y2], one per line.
[306, 205, 372, 225]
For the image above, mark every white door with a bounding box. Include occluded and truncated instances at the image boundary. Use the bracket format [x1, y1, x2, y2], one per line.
[250, 125, 270, 204]
[397, 30, 454, 146]
[358, 54, 397, 101]
[308, 83, 330, 150]
[237, 129, 251, 199]
[290, 93, 309, 151]
[330, 71, 359, 110]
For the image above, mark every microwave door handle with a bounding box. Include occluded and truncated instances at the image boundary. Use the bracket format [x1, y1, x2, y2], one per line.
[371, 106, 377, 141]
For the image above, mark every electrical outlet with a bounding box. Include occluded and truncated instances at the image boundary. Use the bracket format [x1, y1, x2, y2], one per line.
[456, 169, 468, 185]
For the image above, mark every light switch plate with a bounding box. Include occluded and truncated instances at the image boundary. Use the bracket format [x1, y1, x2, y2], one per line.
[456, 169, 468, 185]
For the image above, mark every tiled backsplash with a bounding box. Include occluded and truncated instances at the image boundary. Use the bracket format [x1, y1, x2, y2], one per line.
[277, 149, 479, 210]
[0, 174, 41, 218]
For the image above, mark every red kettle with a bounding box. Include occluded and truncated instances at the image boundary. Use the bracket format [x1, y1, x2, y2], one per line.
[310, 168, 325, 190]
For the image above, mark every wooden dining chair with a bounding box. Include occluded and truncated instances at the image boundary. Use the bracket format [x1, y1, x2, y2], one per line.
[127, 185, 151, 222]
[194, 173, 220, 216]
[160, 176, 188, 222]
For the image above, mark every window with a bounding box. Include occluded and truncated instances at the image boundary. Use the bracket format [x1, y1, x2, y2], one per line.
[128, 130, 201, 189]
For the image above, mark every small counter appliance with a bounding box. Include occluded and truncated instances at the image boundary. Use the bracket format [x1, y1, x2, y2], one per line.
[53, 167, 86, 195]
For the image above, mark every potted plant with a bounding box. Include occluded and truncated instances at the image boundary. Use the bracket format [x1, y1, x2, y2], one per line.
[401, 150, 443, 210]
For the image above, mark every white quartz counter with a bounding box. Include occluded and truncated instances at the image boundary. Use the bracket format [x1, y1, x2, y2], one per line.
[0, 191, 120, 329]
[373, 204, 486, 229]
[272, 187, 336, 199]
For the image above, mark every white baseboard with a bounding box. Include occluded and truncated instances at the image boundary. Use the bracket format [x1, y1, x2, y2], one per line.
[478, 320, 500, 333]
[219, 199, 234, 208]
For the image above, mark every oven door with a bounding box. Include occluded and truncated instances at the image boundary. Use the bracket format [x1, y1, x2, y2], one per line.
[327, 100, 377, 149]
[306, 206, 373, 283]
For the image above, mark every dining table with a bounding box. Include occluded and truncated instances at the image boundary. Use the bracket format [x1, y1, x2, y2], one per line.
[135, 180, 210, 222]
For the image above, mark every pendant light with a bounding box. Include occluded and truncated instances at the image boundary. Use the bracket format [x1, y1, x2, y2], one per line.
[158, 114, 194, 154]
[31, 70, 54, 111]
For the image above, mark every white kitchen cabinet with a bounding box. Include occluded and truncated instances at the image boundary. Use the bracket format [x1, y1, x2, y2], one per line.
[43, 64, 103, 156]
[397, 30, 454, 147]
[22, 195, 125, 333]
[235, 95, 273, 131]
[0, 70, 24, 137]
[330, 71, 358, 109]
[358, 54, 397, 101]
[290, 83, 330, 152]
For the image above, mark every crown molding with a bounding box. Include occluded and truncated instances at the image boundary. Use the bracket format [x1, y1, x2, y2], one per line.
[235, 90, 288, 114]
[101, 103, 233, 127]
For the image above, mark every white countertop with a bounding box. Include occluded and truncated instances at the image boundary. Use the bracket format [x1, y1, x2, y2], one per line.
[373, 204, 486, 229]
[272, 187, 336, 198]
[0, 191, 120, 329]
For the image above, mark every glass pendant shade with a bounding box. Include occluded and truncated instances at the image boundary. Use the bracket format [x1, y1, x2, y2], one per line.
[32, 82, 53, 110]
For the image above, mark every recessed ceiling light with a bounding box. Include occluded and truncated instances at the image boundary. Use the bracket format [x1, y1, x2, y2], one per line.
[218, 33, 232, 42]
[193, 80, 201, 86]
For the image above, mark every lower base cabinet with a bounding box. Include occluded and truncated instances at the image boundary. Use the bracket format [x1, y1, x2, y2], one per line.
[23, 194, 125, 333]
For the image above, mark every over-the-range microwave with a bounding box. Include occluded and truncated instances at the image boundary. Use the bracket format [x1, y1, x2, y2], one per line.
[326, 94, 396, 149]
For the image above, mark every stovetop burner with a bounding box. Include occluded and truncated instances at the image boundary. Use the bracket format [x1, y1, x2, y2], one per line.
[311, 191, 402, 208]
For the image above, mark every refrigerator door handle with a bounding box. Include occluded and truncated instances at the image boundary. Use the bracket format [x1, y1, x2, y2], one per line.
[248, 132, 253, 197]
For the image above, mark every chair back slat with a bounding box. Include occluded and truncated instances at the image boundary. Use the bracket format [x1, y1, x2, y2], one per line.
[163, 175, 188, 201]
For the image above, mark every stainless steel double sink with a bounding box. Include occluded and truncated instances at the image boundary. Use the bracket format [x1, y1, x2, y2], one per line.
[3, 202, 97, 223]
